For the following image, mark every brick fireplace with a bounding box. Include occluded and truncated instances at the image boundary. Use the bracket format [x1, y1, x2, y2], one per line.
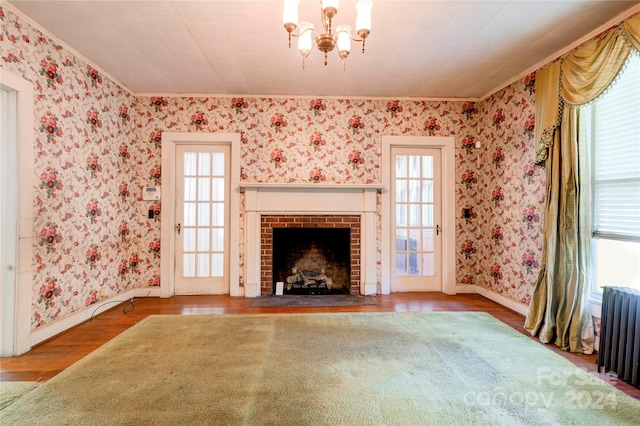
[261, 215, 361, 295]
[242, 184, 380, 297]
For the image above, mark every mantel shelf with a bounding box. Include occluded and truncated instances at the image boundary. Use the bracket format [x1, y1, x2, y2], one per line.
[239, 182, 385, 190]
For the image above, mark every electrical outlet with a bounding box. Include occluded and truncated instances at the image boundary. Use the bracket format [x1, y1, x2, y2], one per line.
[465, 264, 472, 273]
[99, 287, 108, 300]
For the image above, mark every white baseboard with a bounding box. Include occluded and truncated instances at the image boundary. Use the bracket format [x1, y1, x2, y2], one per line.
[477, 286, 530, 316]
[454, 284, 477, 294]
[362, 282, 377, 296]
[456, 284, 530, 317]
[135, 287, 161, 298]
[244, 282, 259, 297]
[29, 288, 150, 348]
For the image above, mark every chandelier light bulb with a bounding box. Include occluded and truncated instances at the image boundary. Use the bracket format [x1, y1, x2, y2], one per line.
[283, 0, 300, 47]
[322, 0, 339, 19]
[336, 24, 351, 71]
[336, 25, 351, 54]
[355, 0, 373, 43]
[297, 21, 315, 69]
[283, 0, 300, 27]
[321, 0, 340, 10]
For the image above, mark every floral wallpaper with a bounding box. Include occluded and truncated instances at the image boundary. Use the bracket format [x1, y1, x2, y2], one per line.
[472, 74, 544, 305]
[1, 4, 546, 331]
[136, 96, 478, 184]
[1, 6, 140, 328]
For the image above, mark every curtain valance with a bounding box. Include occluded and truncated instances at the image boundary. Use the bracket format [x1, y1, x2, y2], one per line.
[534, 13, 640, 166]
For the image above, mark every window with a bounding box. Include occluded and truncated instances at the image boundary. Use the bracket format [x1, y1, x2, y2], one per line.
[580, 53, 640, 295]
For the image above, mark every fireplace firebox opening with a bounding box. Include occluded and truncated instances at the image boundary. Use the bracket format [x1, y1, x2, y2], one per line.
[260, 214, 361, 295]
[273, 228, 351, 295]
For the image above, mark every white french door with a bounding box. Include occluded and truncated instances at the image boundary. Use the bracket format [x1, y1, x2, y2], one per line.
[0, 70, 34, 355]
[174, 145, 230, 294]
[391, 148, 442, 292]
[1, 85, 18, 355]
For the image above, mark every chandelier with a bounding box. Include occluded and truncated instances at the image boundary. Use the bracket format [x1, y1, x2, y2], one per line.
[283, 0, 373, 70]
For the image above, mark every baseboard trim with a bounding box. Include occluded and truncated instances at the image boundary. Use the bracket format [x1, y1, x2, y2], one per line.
[245, 282, 259, 297]
[454, 284, 477, 294]
[477, 287, 530, 317]
[362, 282, 377, 296]
[456, 284, 530, 317]
[30, 289, 138, 347]
[135, 287, 161, 298]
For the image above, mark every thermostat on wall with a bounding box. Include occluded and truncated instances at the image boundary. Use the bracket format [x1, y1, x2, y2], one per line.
[142, 186, 161, 201]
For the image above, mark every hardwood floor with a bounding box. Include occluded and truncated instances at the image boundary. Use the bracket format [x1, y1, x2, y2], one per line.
[1, 292, 638, 400]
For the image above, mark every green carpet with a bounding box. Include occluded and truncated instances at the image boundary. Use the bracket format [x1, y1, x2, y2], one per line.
[0, 382, 40, 410]
[1, 312, 639, 425]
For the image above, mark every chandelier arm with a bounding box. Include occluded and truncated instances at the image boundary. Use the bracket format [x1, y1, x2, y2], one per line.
[346, 31, 370, 54]
[346, 32, 370, 43]
[288, 27, 318, 39]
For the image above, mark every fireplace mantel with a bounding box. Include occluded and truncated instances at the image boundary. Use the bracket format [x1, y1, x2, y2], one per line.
[243, 184, 379, 297]
[240, 182, 384, 190]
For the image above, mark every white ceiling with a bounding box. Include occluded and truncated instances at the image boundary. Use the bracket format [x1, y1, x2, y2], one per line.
[7, 0, 640, 99]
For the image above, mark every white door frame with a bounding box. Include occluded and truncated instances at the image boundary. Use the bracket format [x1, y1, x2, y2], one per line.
[0, 68, 34, 356]
[381, 136, 456, 295]
[160, 132, 241, 297]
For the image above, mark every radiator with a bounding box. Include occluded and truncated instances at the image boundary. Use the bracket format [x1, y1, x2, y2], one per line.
[597, 286, 640, 388]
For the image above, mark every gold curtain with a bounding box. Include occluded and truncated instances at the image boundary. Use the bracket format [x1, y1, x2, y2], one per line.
[561, 25, 635, 106]
[623, 13, 640, 50]
[533, 61, 561, 165]
[525, 13, 640, 353]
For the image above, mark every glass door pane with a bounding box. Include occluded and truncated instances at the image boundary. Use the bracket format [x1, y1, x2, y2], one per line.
[395, 154, 436, 277]
[181, 150, 226, 278]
